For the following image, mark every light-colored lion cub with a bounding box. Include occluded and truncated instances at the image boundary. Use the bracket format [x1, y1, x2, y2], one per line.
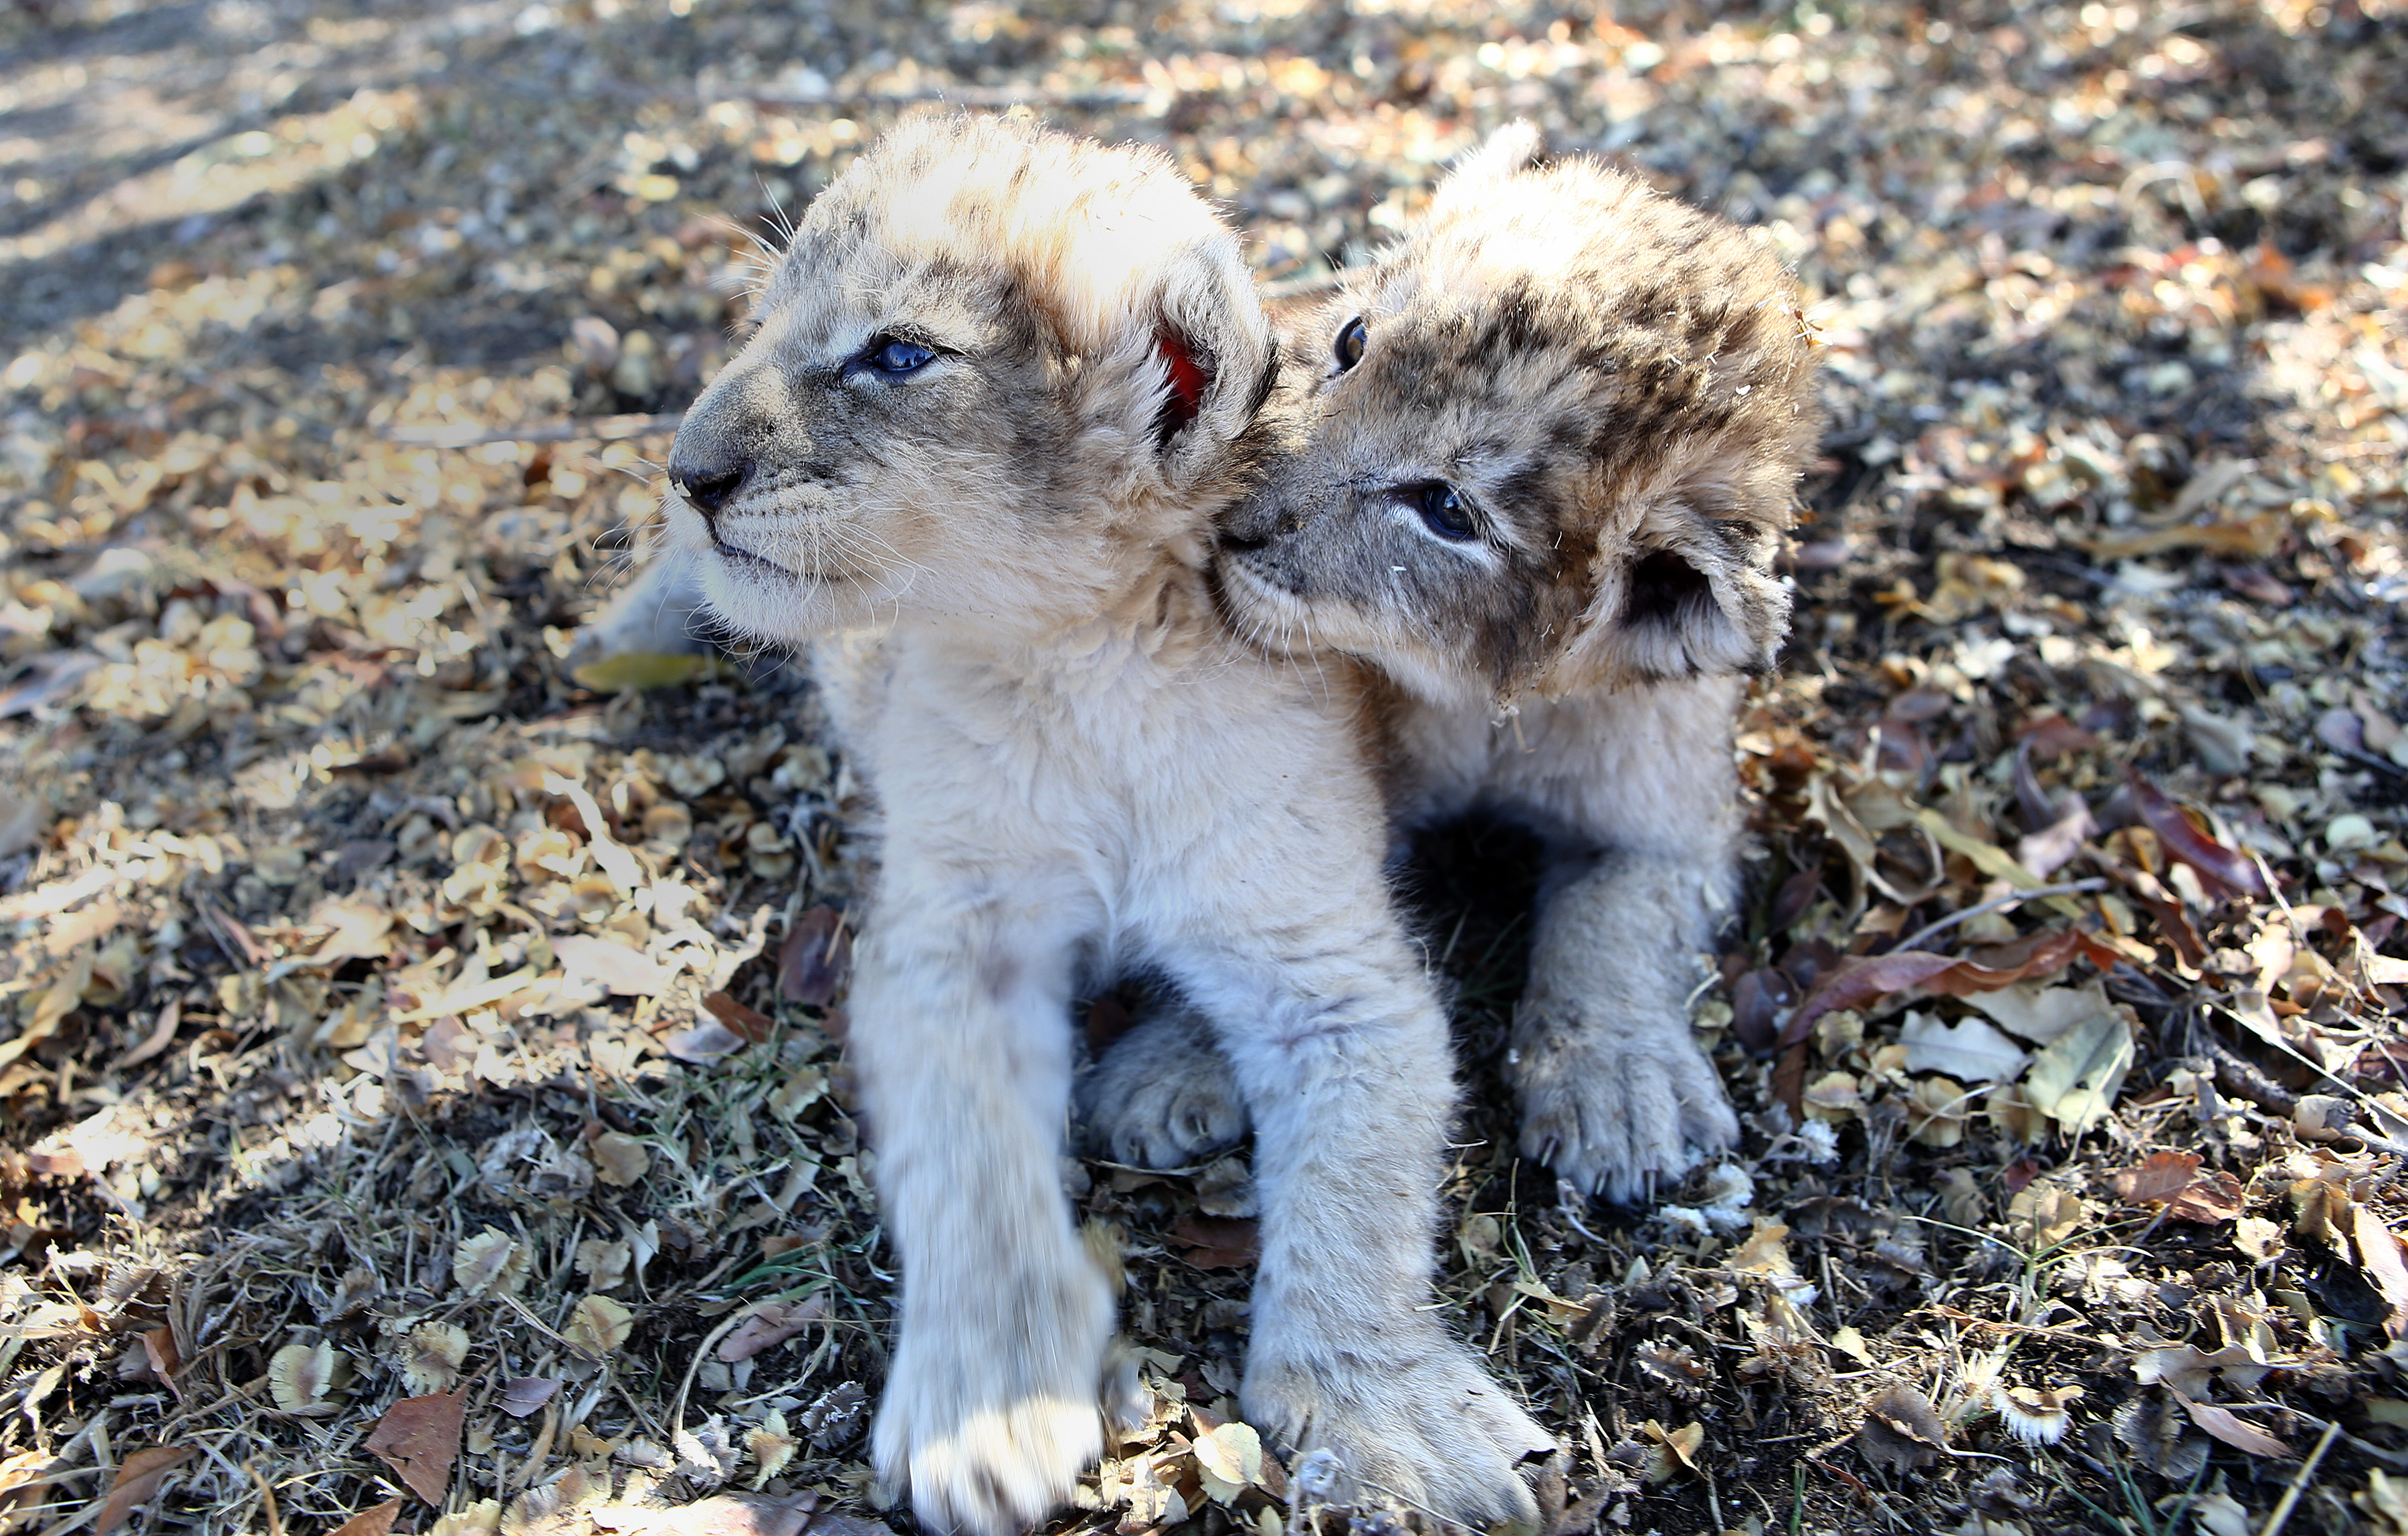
[1092, 126, 1822, 1204]
[658, 113, 1550, 1535]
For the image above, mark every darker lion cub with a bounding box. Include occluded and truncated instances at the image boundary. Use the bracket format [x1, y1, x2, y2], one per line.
[1094, 125, 1822, 1204]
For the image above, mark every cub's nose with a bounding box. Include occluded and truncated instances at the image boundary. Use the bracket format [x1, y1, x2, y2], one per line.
[670, 453, 750, 518]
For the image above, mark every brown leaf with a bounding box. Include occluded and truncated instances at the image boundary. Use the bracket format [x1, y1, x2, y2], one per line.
[703, 990, 773, 1043]
[2112, 1151, 2205, 1205]
[115, 995, 184, 1070]
[2354, 1206, 2408, 1340]
[326, 1498, 403, 1536]
[499, 1377, 561, 1419]
[2179, 1396, 2292, 1458]
[92, 1445, 190, 1535]
[1856, 1385, 1947, 1473]
[1782, 929, 2106, 1046]
[589, 1129, 650, 1187]
[363, 1387, 467, 1503]
[2167, 1170, 2245, 1224]
[2128, 773, 2268, 898]
[141, 1325, 181, 1384]
[777, 906, 851, 1008]
[716, 1294, 827, 1363]
[1171, 1214, 1260, 1269]
[660, 1017, 751, 1066]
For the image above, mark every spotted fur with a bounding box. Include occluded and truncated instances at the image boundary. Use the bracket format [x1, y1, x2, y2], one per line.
[1095, 124, 1824, 1204]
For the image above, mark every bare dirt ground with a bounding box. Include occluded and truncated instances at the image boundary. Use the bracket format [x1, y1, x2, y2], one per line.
[3, 1, 2407, 1532]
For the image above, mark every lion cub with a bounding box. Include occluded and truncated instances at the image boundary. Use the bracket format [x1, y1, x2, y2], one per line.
[1092, 125, 1823, 1204]
[660, 114, 1550, 1535]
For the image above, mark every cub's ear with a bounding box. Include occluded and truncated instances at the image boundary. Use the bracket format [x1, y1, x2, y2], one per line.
[1147, 234, 1277, 484]
[1428, 121, 1545, 219]
[1537, 488, 1793, 697]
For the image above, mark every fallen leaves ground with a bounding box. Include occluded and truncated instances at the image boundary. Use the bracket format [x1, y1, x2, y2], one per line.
[3, 0, 2407, 1532]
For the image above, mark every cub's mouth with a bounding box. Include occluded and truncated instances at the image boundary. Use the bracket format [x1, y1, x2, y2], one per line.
[705, 537, 853, 586]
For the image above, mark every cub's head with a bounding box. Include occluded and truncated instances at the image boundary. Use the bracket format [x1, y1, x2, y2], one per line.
[1219, 124, 1821, 707]
[664, 111, 1274, 644]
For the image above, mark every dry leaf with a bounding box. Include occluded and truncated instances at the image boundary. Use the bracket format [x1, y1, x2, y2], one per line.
[1727, 1222, 1797, 1280]
[2355, 1205, 2408, 1339]
[2235, 1215, 2286, 1262]
[573, 650, 716, 692]
[703, 989, 774, 1042]
[2135, 1343, 2272, 1398]
[140, 1324, 180, 1383]
[1899, 1012, 2028, 1082]
[577, 1238, 633, 1292]
[1193, 1420, 1264, 1503]
[1969, 981, 2113, 1044]
[2128, 773, 2268, 897]
[2112, 1151, 2205, 1204]
[1637, 1419, 1704, 1482]
[747, 1410, 798, 1489]
[777, 906, 851, 1007]
[269, 1339, 339, 1412]
[2363, 1470, 2408, 1536]
[398, 1322, 471, 1394]
[2164, 1169, 2245, 1223]
[453, 1228, 530, 1298]
[591, 1130, 650, 1187]
[310, 896, 396, 964]
[2022, 1007, 2134, 1133]
[1856, 1385, 1946, 1472]
[1783, 930, 2105, 1044]
[1634, 1341, 1710, 1397]
[677, 1417, 742, 1486]
[662, 1016, 752, 1066]
[365, 1388, 468, 1503]
[2179, 1396, 2292, 1457]
[327, 1498, 404, 1536]
[1170, 1214, 1260, 1269]
[2007, 1185, 2088, 1250]
[92, 1445, 190, 1535]
[553, 933, 672, 996]
[567, 1294, 635, 1357]
[500, 1377, 561, 1419]
[717, 1294, 827, 1362]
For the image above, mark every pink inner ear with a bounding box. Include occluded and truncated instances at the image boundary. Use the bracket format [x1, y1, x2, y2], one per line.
[1155, 324, 1211, 435]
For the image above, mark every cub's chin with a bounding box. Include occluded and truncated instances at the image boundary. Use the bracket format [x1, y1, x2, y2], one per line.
[692, 545, 874, 646]
[1211, 555, 1297, 640]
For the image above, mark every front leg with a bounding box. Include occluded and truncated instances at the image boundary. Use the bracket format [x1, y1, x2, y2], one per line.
[1512, 845, 1739, 1204]
[850, 895, 1114, 1536]
[1180, 921, 1554, 1528]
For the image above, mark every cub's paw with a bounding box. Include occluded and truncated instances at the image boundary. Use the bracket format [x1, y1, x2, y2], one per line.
[565, 555, 711, 671]
[1510, 1001, 1739, 1206]
[1245, 1331, 1556, 1531]
[1080, 1007, 1247, 1168]
[873, 1264, 1114, 1536]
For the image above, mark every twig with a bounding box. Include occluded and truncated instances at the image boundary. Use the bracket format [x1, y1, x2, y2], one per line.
[243, 1461, 285, 1536]
[2258, 1418, 2340, 1536]
[1894, 878, 2108, 953]
[383, 412, 686, 448]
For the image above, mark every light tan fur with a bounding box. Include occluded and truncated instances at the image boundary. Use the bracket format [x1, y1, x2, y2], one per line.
[658, 113, 1550, 1535]
[1089, 125, 1823, 1205]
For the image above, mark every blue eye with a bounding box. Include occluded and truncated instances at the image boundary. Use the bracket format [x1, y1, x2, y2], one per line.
[861, 337, 934, 376]
[1334, 316, 1366, 372]
[1413, 482, 1477, 541]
